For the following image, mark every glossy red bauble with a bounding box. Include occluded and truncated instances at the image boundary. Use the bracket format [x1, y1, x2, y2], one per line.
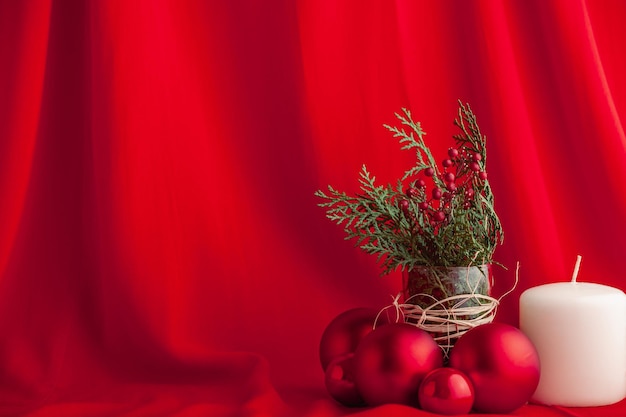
[319, 308, 381, 370]
[354, 323, 443, 407]
[324, 353, 366, 407]
[418, 368, 474, 415]
[449, 323, 540, 414]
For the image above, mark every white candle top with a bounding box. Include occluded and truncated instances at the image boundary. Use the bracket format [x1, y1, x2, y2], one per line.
[522, 282, 625, 300]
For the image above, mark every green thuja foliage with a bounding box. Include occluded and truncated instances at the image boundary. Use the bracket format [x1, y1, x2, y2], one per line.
[315, 101, 503, 275]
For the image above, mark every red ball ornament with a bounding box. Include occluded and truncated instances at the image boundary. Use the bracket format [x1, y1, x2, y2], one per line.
[418, 368, 475, 415]
[319, 308, 383, 370]
[325, 353, 366, 407]
[354, 323, 443, 407]
[449, 323, 540, 414]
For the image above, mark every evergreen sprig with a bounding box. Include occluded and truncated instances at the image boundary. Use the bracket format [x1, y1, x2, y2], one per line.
[315, 101, 503, 275]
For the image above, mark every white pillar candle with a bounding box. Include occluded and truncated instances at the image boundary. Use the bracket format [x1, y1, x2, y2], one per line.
[519, 273, 626, 407]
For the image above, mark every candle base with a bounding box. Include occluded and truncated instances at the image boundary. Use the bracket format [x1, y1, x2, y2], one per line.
[530, 390, 625, 408]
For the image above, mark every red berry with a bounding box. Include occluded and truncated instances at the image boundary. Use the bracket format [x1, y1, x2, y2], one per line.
[415, 179, 426, 188]
[433, 211, 446, 222]
[424, 167, 435, 177]
[465, 188, 475, 198]
[418, 201, 429, 210]
[399, 199, 411, 217]
[479, 171, 488, 180]
[406, 187, 419, 198]
[432, 188, 442, 200]
[473, 153, 482, 161]
[446, 182, 457, 192]
[442, 159, 453, 168]
[469, 162, 480, 172]
[448, 148, 459, 158]
[444, 172, 455, 182]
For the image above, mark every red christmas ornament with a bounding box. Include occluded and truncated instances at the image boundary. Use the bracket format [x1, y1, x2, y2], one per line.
[449, 323, 540, 414]
[324, 353, 366, 407]
[418, 368, 474, 415]
[354, 323, 443, 407]
[319, 308, 383, 370]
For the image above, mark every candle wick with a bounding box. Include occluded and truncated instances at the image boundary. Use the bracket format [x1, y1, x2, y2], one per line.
[571, 255, 582, 283]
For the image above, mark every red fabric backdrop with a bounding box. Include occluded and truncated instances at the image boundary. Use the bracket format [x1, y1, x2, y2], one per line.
[1, 0, 626, 416]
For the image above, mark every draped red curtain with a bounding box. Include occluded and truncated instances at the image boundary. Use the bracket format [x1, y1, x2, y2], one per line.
[1, 1, 626, 416]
